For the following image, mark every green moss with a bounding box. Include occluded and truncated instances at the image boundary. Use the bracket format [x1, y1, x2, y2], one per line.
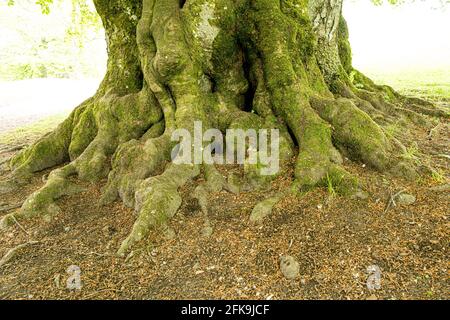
[310, 97, 392, 171]
[118, 163, 200, 255]
[69, 106, 97, 160]
[326, 165, 359, 196]
[337, 16, 353, 74]
[10, 110, 75, 176]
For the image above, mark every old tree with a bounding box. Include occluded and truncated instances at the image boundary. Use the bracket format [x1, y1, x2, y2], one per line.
[1, 0, 446, 255]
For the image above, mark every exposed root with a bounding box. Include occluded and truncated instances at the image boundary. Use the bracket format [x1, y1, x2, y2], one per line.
[428, 122, 442, 140]
[383, 189, 407, 214]
[2, 81, 162, 230]
[311, 97, 392, 170]
[0, 164, 84, 230]
[312, 96, 420, 180]
[0, 241, 39, 268]
[0, 144, 26, 154]
[0, 179, 20, 196]
[408, 103, 449, 119]
[0, 157, 11, 168]
[250, 191, 288, 224]
[100, 122, 169, 207]
[117, 163, 200, 256]
[9, 101, 87, 182]
[192, 165, 229, 237]
[0, 202, 23, 213]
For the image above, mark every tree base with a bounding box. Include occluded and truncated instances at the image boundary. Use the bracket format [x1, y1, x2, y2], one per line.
[0, 0, 447, 256]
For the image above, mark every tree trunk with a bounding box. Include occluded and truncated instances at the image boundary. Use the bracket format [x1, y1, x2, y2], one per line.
[0, 0, 438, 255]
[309, 0, 346, 91]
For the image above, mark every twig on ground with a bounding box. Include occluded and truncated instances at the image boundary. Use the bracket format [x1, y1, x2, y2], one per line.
[11, 215, 29, 235]
[436, 154, 450, 160]
[383, 189, 406, 214]
[427, 122, 441, 140]
[0, 157, 11, 166]
[0, 241, 39, 268]
[41, 173, 49, 183]
[0, 203, 23, 213]
[288, 238, 294, 251]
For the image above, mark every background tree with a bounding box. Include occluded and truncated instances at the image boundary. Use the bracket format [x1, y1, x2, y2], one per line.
[0, 0, 446, 255]
[0, 0, 104, 80]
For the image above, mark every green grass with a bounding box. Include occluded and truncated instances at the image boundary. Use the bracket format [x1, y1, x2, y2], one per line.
[400, 142, 422, 165]
[364, 68, 450, 102]
[431, 168, 447, 184]
[0, 113, 68, 147]
[326, 173, 337, 198]
[384, 120, 404, 138]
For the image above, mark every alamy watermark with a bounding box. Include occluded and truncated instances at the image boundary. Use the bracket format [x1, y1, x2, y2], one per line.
[366, 265, 382, 291]
[170, 121, 280, 175]
[66, 265, 82, 290]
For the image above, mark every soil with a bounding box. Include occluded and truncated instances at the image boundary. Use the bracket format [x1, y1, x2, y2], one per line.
[0, 117, 448, 300]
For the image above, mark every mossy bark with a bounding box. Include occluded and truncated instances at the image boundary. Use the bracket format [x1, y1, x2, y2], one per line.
[1, 0, 442, 254]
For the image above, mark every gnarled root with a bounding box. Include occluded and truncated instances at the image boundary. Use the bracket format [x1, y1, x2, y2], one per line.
[0, 164, 84, 230]
[191, 165, 229, 238]
[309, 96, 416, 179]
[100, 122, 169, 207]
[250, 191, 287, 225]
[1, 88, 163, 230]
[117, 163, 200, 256]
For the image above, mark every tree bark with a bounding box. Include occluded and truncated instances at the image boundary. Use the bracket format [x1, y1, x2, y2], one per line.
[308, 0, 346, 90]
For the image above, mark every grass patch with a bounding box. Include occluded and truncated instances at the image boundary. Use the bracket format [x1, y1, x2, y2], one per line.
[363, 68, 450, 103]
[431, 168, 447, 184]
[326, 173, 337, 198]
[0, 113, 68, 147]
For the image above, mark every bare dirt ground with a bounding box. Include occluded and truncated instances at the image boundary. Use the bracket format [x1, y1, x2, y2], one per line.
[0, 107, 448, 300]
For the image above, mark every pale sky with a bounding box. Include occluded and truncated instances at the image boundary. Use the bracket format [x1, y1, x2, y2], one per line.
[343, 0, 450, 72]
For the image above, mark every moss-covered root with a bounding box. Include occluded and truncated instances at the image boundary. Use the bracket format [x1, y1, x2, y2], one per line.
[249, 191, 287, 225]
[191, 165, 229, 237]
[100, 122, 169, 207]
[239, 1, 349, 191]
[8, 107, 78, 179]
[117, 163, 200, 256]
[0, 107, 79, 196]
[310, 96, 418, 179]
[311, 97, 391, 169]
[193, 165, 228, 214]
[351, 70, 447, 122]
[0, 164, 84, 231]
[407, 102, 450, 119]
[3, 98, 98, 191]
[292, 109, 345, 187]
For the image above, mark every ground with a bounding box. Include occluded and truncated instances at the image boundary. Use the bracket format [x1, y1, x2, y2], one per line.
[0, 76, 448, 300]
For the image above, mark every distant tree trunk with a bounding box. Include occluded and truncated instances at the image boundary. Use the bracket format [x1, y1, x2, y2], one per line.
[1, 0, 440, 255]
